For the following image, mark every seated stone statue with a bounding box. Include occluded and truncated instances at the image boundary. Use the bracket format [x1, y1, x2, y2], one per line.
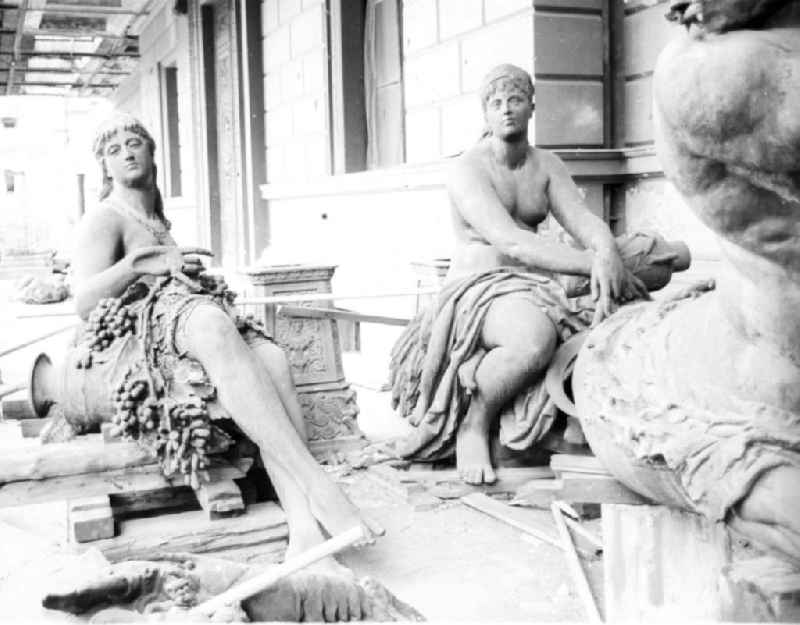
[572, 0, 800, 565]
[389, 64, 689, 485]
[64, 113, 376, 620]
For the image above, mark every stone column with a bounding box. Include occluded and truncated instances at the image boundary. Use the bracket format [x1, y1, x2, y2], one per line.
[242, 264, 365, 457]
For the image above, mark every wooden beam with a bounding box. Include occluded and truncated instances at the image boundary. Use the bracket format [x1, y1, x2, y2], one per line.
[278, 304, 410, 327]
[0, 27, 138, 42]
[0, 3, 150, 15]
[5, 0, 28, 95]
[1, 66, 130, 75]
[0, 436, 156, 484]
[0, 50, 139, 58]
[2, 79, 117, 88]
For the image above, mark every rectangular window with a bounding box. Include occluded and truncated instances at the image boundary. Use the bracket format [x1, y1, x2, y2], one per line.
[161, 64, 182, 197]
[329, 0, 404, 173]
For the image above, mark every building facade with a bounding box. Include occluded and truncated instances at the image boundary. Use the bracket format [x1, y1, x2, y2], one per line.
[111, 0, 720, 314]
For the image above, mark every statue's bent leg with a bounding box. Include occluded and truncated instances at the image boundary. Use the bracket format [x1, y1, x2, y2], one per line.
[177, 304, 364, 539]
[251, 341, 308, 441]
[457, 296, 557, 484]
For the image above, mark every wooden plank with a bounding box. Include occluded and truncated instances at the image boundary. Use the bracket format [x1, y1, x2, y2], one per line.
[19, 417, 51, 438]
[461, 492, 562, 550]
[549, 454, 609, 477]
[94, 502, 289, 563]
[194, 479, 245, 519]
[0, 436, 156, 484]
[551, 502, 602, 622]
[561, 473, 648, 505]
[514, 474, 647, 508]
[69, 495, 114, 543]
[396, 465, 554, 487]
[0, 463, 181, 510]
[278, 305, 410, 327]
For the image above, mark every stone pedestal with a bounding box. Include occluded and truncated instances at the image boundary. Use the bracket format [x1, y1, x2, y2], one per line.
[602, 503, 800, 622]
[602, 504, 731, 622]
[242, 264, 365, 457]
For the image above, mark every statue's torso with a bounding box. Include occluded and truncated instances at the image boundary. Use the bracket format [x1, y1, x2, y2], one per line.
[448, 146, 552, 280]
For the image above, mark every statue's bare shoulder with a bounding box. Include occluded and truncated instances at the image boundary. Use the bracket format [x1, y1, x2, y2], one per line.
[72, 205, 125, 277]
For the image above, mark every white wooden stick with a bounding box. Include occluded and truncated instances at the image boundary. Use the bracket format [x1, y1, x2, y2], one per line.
[550, 502, 602, 623]
[461, 492, 562, 550]
[190, 525, 366, 616]
[0, 324, 77, 357]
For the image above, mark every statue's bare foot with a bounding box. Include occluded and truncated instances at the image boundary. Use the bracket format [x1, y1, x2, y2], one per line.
[243, 557, 367, 622]
[456, 426, 497, 484]
[307, 479, 384, 544]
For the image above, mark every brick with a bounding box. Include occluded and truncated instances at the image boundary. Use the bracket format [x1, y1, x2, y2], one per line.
[405, 106, 441, 163]
[293, 95, 328, 136]
[265, 105, 293, 146]
[534, 80, 604, 147]
[303, 133, 330, 179]
[266, 146, 287, 183]
[69, 495, 114, 543]
[302, 48, 326, 95]
[440, 94, 484, 156]
[403, 42, 460, 108]
[485, 0, 533, 22]
[402, 0, 438, 53]
[460, 15, 534, 93]
[280, 58, 305, 101]
[623, 76, 654, 145]
[624, 4, 679, 77]
[534, 14, 603, 76]
[263, 0, 280, 34]
[290, 6, 324, 58]
[284, 141, 308, 182]
[278, 0, 302, 24]
[264, 70, 282, 111]
[438, 0, 483, 39]
[264, 26, 291, 71]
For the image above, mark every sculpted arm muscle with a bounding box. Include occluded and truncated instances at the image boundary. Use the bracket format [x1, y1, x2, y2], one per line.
[71, 211, 139, 320]
[544, 152, 616, 257]
[448, 157, 592, 275]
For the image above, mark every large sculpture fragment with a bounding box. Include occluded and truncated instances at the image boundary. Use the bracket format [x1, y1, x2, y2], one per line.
[572, 0, 800, 565]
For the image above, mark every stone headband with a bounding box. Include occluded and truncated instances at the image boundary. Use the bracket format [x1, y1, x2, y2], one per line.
[479, 63, 534, 106]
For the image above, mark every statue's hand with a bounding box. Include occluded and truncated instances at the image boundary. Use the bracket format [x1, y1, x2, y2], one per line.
[129, 246, 211, 277]
[590, 252, 650, 326]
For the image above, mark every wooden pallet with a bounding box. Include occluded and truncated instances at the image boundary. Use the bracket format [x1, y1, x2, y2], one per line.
[0, 432, 258, 544]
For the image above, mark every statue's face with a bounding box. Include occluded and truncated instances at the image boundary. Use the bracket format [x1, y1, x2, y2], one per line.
[483, 84, 533, 141]
[101, 129, 154, 189]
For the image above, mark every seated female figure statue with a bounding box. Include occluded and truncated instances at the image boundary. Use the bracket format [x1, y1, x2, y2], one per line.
[572, 0, 800, 565]
[389, 65, 689, 485]
[66, 114, 374, 620]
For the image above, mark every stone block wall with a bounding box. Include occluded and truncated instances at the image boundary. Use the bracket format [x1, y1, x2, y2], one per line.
[111, 1, 197, 244]
[262, 0, 330, 183]
[402, 0, 535, 162]
[621, 0, 676, 146]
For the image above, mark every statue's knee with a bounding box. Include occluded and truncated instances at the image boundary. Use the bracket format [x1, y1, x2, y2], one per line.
[182, 305, 241, 354]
